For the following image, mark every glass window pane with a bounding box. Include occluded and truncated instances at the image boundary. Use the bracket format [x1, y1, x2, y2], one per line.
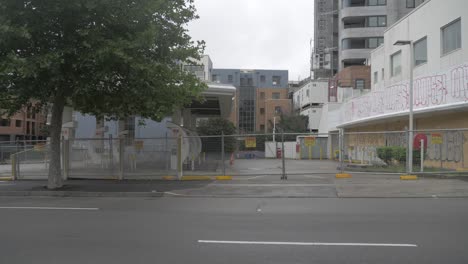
[368, 17, 378, 27]
[391, 51, 402, 76]
[368, 38, 378, 48]
[442, 19, 461, 55]
[378, 16, 387, 27]
[368, 0, 378, 6]
[414, 37, 427, 66]
[378, 0, 386, 5]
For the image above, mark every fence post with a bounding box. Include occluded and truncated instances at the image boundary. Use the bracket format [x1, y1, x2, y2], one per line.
[405, 128, 410, 174]
[339, 129, 345, 174]
[177, 134, 183, 180]
[109, 134, 114, 177]
[62, 139, 69, 180]
[118, 138, 124, 180]
[221, 132, 226, 176]
[420, 139, 424, 173]
[11, 154, 16, 180]
[281, 131, 287, 180]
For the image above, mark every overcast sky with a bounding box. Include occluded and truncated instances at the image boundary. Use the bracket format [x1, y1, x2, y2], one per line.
[188, 0, 315, 82]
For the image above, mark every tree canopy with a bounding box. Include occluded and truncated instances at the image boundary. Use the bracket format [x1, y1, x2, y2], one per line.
[0, 0, 206, 188]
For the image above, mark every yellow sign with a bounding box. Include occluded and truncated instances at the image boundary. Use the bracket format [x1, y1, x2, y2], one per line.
[134, 140, 144, 151]
[431, 133, 443, 145]
[245, 137, 256, 148]
[304, 136, 316, 147]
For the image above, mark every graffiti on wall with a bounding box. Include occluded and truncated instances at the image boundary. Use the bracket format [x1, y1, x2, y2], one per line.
[343, 64, 468, 123]
[426, 131, 465, 163]
[451, 65, 468, 101]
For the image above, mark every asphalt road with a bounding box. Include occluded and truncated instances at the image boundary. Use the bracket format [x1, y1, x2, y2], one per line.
[0, 196, 467, 264]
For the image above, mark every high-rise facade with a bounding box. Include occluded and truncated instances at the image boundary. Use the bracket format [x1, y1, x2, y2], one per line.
[311, 0, 339, 79]
[338, 0, 426, 70]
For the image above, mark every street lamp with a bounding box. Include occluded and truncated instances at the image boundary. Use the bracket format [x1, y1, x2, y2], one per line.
[394, 40, 414, 174]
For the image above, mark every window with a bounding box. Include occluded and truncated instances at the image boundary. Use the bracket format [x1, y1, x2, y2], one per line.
[374, 71, 378, 84]
[0, 119, 10, 127]
[355, 79, 365, 90]
[212, 74, 218, 82]
[368, 0, 386, 6]
[274, 106, 282, 114]
[228, 75, 233, 83]
[391, 51, 402, 76]
[31, 122, 35, 135]
[272, 92, 280, 99]
[306, 89, 310, 97]
[247, 78, 253, 85]
[414, 37, 427, 66]
[260, 108, 265, 114]
[260, 124, 265, 131]
[26, 121, 30, 134]
[441, 18, 461, 55]
[15, 120, 22, 127]
[260, 75, 266, 82]
[272, 76, 281, 86]
[368, 37, 384, 49]
[260, 92, 265, 99]
[342, 37, 383, 49]
[381, 68, 385, 80]
[296, 95, 300, 103]
[368, 16, 386, 27]
[406, 0, 415, 8]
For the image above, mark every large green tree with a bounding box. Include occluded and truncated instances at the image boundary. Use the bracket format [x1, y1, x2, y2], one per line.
[0, 0, 206, 189]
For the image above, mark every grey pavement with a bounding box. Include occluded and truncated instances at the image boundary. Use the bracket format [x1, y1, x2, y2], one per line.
[0, 196, 467, 264]
[2, 172, 468, 198]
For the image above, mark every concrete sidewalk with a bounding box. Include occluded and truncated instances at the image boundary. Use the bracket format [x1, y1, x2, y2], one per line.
[1, 173, 468, 198]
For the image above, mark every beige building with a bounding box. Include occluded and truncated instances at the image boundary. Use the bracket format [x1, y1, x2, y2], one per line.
[256, 88, 291, 133]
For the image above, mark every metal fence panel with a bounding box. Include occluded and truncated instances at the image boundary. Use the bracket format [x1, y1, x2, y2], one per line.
[123, 137, 177, 178]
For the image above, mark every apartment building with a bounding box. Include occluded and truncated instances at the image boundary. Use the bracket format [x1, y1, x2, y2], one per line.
[0, 106, 47, 141]
[212, 69, 290, 133]
[338, 0, 426, 69]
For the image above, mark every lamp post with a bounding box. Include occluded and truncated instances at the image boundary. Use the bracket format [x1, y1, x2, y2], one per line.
[394, 40, 414, 174]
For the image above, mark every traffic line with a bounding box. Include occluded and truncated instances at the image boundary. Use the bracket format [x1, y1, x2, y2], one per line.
[0, 206, 99, 211]
[208, 184, 334, 187]
[197, 240, 418, 247]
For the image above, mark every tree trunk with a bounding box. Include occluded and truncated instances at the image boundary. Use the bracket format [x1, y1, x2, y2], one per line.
[47, 95, 65, 190]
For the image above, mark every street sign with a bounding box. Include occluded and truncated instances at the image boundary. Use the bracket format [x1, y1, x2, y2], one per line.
[304, 136, 316, 147]
[431, 133, 443, 144]
[245, 137, 256, 148]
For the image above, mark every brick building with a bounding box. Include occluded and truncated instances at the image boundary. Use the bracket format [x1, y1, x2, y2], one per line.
[0, 106, 47, 142]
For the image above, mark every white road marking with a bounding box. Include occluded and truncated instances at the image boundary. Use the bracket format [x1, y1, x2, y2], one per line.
[0, 207, 99, 211]
[198, 240, 418, 247]
[209, 184, 333, 187]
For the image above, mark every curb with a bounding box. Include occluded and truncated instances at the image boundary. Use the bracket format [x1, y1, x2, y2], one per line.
[400, 175, 418, 180]
[0, 191, 164, 198]
[335, 173, 352, 179]
[0, 177, 14, 181]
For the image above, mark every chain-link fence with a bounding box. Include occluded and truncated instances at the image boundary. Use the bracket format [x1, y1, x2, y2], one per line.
[8, 140, 49, 179]
[8, 129, 468, 180]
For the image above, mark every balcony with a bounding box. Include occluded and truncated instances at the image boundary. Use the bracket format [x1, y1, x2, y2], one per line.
[341, 6, 386, 20]
[341, 27, 385, 39]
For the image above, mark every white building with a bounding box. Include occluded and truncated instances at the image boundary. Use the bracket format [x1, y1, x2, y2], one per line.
[328, 0, 468, 169]
[293, 79, 329, 133]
